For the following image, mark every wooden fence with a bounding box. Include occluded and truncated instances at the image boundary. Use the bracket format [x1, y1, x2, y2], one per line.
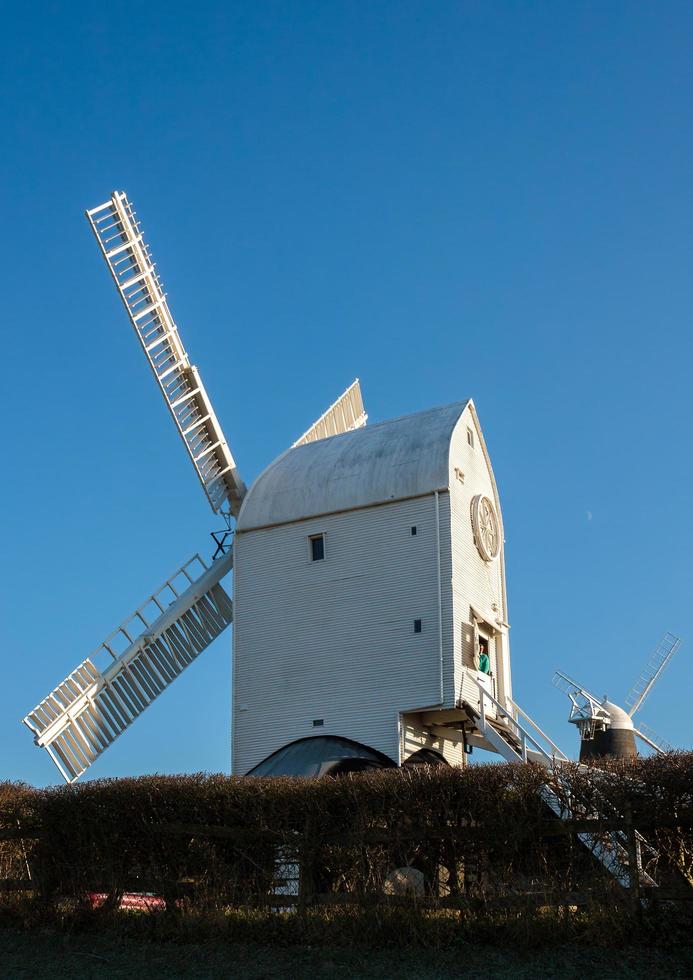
[2, 810, 693, 913]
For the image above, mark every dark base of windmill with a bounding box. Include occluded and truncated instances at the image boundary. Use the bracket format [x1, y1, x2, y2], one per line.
[580, 728, 638, 761]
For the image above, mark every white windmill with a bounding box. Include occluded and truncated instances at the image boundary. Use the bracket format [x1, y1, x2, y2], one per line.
[23, 191, 683, 894]
[553, 632, 683, 760]
[24, 190, 570, 787]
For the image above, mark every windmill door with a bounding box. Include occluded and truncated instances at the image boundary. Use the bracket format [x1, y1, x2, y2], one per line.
[474, 619, 497, 707]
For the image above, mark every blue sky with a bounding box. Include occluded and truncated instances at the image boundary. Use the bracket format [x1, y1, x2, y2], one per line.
[2, 1, 692, 786]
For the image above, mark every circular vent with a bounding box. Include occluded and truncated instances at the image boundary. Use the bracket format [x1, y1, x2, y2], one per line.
[471, 494, 501, 562]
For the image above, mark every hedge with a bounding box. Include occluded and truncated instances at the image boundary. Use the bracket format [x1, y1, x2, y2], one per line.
[1, 754, 692, 945]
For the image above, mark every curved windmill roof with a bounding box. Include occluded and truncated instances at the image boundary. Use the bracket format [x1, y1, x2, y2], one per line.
[237, 400, 470, 531]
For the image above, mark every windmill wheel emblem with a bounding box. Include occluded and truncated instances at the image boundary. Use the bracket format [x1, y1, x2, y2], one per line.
[471, 495, 501, 562]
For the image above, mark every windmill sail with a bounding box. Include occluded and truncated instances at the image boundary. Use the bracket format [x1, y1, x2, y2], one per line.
[293, 379, 367, 447]
[552, 671, 606, 738]
[625, 632, 681, 717]
[23, 552, 233, 783]
[633, 721, 674, 755]
[86, 192, 245, 516]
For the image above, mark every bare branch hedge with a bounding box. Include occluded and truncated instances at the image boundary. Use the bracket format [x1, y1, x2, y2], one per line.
[1, 753, 692, 945]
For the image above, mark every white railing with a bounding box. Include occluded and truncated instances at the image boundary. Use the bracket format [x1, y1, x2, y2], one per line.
[475, 680, 568, 766]
[507, 696, 569, 763]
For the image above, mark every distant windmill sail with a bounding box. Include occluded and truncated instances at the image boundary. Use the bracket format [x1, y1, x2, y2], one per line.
[23, 552, 233, 783]
[632, 721, 674, 755]
[293, 379, 367, 447]
[86, 192, 246, 516]
[552, 671, 605, 740]
[625, 632, 681, 717]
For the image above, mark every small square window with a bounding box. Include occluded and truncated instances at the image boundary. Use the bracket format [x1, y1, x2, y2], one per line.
[310, 534, 325, 561]
[454, 467, 465, 484]
[411, 526, 417, 536]
[312, 719, 324, 728]
[467, 427, 475, 448]
[414, 619, 422, 633]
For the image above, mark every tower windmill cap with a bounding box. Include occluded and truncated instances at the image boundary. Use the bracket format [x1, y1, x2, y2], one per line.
[601, 701, 635, 730]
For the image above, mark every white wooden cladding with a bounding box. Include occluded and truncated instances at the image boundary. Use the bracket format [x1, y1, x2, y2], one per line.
[292, 379, 367, 447]
[232, 495, 451, 774]
[448, 406, 510, 709]
[23, 551, 233, 783]
[86, 192, 245, 517]
[232, 402, 510, 775]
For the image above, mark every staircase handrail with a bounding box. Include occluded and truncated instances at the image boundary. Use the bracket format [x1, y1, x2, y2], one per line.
[474, 679, 564, 766]
[507, 696, 569, 762]
[471, 682, 660, 890]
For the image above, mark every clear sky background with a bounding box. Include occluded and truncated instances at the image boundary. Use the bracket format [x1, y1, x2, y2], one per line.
[2, 1, 692, 787]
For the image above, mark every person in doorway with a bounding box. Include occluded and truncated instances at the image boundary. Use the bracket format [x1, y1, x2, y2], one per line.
[478, 637, 491, 675]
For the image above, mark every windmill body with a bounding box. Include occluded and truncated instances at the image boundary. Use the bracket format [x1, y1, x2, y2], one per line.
[232, 400, 511, 775]
[578, 701, 637, 761]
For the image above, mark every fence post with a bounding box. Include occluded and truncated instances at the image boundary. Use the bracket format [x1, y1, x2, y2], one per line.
[623, 801, 642, 918]
[298, 814, 316, 916]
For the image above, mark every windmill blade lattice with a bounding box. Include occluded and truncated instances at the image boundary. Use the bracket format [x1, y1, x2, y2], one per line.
[86, 192, 245, 516]
[23, 551, 233, 783]
[633, 721, 674, 755]
[552, 671, 605, 739]
[293, 379, 367, 447]
[625, 632, 681, 717]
